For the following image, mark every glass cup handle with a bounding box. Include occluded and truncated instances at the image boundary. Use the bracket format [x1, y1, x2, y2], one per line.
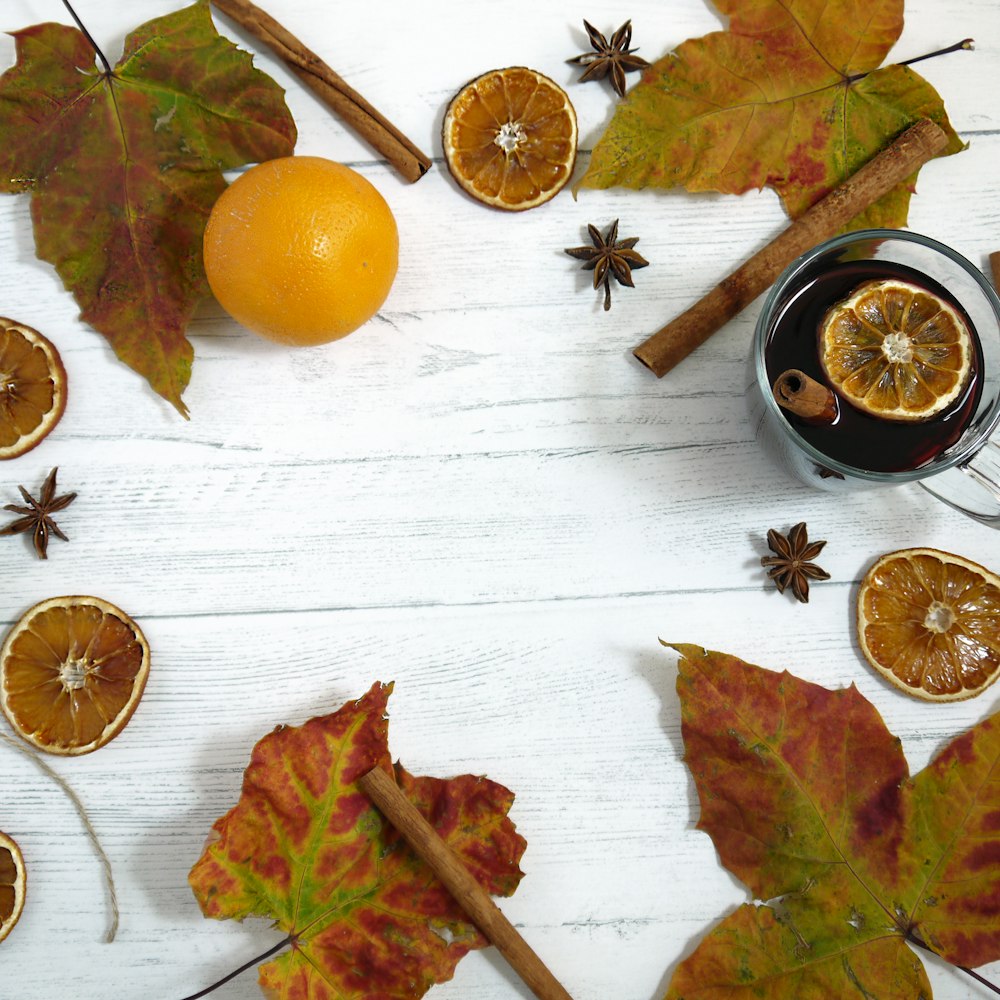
[919, 439, 1000, 526]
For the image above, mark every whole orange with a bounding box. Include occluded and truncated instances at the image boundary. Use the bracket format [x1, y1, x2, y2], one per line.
[203, 156, 398, 346]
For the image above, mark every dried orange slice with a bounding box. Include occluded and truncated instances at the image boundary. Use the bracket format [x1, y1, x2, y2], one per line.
[820, 279, 973, 422]
[857, 548, 1000, 701]
[442, 67, 577, 211]
[0, 831, 25, 944]
[1, 596, 150, 755]
[0, 318, 67, 460]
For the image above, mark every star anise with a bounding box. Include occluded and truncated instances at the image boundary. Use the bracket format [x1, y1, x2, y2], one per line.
[760, 522, 830, 604]
[1, 467, 76, 559]
[567, 19, 650, 98]
[565, 219, 649, 311]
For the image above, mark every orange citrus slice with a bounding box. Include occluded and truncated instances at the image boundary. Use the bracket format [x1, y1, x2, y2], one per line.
[0, 831, 25, 944]
[0, 317, 67, 460]
[820, 279, 973, 422]
[1, 596, 150, 755]
[442, 67, 577, 211]
[857, 548, 1000, 701]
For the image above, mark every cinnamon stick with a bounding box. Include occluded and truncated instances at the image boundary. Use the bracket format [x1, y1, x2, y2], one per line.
[772, 369, 838, 424]
[357, 766, 576, 1000]
[210, 0, 432, 182]
[634, 118, 950, 376]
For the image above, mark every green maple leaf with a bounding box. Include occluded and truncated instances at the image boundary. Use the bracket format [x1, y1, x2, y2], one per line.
[578, 0, 965, 229]
[0, 1, 296, 416]
[666, 643, 1000, 999]
[188, 682, 527, 999]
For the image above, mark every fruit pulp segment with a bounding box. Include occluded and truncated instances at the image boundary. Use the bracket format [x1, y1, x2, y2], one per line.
[0, 329, 58, 442]
[0, 845, 18, 922]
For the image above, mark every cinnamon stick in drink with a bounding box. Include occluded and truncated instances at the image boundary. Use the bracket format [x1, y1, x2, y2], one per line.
[210, 0, 432, 182]
[634, 119, 950, 377]
[357, 766, 576, 1000]
[772, 369, 838, 424]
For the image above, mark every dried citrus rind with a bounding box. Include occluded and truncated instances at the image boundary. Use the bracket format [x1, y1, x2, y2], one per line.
[820, 280, 973, 422]
[442, 67, 578, 211]
[1, 596, 150, 755]
[0, 318, 67, 460]
[0, 830, 26, 944]
[857, 548, 1000, 701]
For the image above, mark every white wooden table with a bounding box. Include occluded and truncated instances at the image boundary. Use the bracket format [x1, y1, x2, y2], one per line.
[2, 1, 1000, 997]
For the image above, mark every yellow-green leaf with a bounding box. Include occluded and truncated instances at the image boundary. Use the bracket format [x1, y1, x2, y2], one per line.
[579, 0, 964, 230]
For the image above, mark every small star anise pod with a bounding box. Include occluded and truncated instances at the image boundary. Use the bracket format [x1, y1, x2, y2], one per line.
[565, 219, 649, 311]
[567, 19, 650, 98]
[760, 522, 830, 604]
[1, 467, 76, 560]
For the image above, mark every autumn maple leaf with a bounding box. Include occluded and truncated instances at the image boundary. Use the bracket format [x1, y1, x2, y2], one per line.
[188, 682, 527, 1000]
[0, 1, 296, 415]
[579, 0, 965, 230]
[666, 643, 1000, 999]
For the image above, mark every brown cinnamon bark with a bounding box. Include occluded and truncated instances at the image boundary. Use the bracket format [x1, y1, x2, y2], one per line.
[357, 766, 576, 1000]
[210, 0, 432, 182]
[772, 369, 839, 424]
[633, 119, 950, 377]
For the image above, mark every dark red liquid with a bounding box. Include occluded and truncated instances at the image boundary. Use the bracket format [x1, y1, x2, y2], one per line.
[764, 260, 983, 473]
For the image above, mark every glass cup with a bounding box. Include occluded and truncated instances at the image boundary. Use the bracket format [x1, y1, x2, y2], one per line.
[748, 229, 1000, 525]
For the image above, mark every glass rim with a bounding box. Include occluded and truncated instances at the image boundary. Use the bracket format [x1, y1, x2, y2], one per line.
[753, 228, 1000, 484]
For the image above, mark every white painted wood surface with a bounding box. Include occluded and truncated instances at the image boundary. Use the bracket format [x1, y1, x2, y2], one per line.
[2, 1, 1000, 997]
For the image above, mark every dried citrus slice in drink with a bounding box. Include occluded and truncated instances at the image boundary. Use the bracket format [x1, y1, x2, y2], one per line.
[857, 548, 1000, 701]
[442, 67, 577, 211]
[820, 279, 973, 422]
[0, 318, 67, 460]
[0, 831, 25, 943]
[0, 596, 150, 755]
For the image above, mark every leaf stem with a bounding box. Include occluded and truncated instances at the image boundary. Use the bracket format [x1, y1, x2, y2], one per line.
[907, 931, 1000, 996]
[958, 965, 1000, 996]
[60, 0, 113, 76]
[846, 38, 973, 84]
[176, 935, 294, 1000]
[898, 38, 975, 70]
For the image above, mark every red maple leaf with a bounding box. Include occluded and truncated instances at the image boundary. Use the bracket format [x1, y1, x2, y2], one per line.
[666, 643, 1000, 998]
[0, 2, 296, 414]
[189, 683, 526, 999]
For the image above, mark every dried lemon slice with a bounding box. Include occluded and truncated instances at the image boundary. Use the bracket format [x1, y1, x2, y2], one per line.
[0, 831, 25, 944]
[857, 548, 1000, 701]
[0, 318, 67, 460]
[820, 279, 973, 422]
[442, 67, 577, 211]
[1, 596, 150, 755]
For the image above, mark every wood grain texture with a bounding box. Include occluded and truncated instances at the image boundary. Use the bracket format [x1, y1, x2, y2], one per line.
[1, 1, 999, 998]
